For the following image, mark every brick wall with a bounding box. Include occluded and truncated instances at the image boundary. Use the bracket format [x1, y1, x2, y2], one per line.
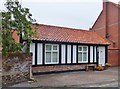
[91, 2, 120, 66]
[119, 50, 120, 66]
[32, 64, 97, 74]
[108, 50, 119, 66]
[2, 53, 32, 86]
[92, 2, 119, 49]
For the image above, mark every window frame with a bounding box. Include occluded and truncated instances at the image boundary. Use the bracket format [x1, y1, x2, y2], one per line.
[45, 44, 59, 64]
[78, 46, 88, 63]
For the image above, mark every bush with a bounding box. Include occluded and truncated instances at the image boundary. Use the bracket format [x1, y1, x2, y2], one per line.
[105, 63, 111, 67]
[96, 66, 104, 71]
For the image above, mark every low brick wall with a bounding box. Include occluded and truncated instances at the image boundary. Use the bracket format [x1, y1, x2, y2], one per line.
[32, 64, 96, 74]
[2, 53, 32, 86]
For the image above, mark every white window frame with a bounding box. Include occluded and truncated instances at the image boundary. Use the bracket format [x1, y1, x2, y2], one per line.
[78, 46, 88, 63]
[45, 44, 59, 64]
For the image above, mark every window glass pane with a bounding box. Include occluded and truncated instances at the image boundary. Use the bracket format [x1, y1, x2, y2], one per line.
[78, 52, 82, 62]
[46, 52, 51, 62]
[83, 52, 87, 61]
[53, 45, 57, 50]
[46, 45, 51, 50]
[78, 47, 82, 51]
[83, 47, 87, 51]
[52, 52, 58, 62]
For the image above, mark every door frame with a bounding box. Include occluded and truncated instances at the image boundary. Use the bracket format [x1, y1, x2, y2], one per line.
[97, 46, 106, 66]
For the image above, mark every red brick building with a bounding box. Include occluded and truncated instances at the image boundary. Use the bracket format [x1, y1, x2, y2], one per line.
[91, 1, 120, 66]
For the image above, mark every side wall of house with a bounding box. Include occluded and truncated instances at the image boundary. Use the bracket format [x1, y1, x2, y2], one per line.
[92, 11, 106, 38]
[119, 5, 120, 66]
[91, 2, 120, 66]
[30, 42, 107, 73]
[104, 3, 119, 66]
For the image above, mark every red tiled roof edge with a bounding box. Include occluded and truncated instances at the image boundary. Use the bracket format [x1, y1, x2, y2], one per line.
[91, 31, 111, 45]
[32, 24, 111, 45]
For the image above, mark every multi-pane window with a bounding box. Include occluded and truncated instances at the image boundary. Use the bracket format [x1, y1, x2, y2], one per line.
[45, 44, 59, 64]
[78, 46, 88, 63]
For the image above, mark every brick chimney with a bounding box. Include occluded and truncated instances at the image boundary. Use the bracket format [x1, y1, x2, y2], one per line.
[103, 0, 108, 38]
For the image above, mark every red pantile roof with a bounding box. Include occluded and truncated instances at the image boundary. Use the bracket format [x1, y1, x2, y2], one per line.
[32, 24, 110, 45]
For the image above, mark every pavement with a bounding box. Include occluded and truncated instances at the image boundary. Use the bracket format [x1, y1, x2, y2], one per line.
[10, 66, 119, 88]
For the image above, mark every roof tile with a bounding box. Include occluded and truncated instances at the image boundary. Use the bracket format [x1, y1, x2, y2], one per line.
[32, 24, 110, 45]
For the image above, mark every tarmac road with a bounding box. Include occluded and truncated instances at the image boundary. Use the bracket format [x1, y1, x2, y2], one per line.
[10, 67, 119, 88]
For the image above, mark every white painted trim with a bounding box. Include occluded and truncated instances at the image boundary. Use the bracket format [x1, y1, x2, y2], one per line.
[98, 46, 105, 66]
[30, 43, 35, 65]
[67, 45, 71, 63]
[73, 45, 76, 63]
[61, 45, 66, 64]
[45, 44, 59, 64]
[78, 46, 88, 63]
[90, 46, 93, 63]
[94, 46, 96, 62]
[37, 43, 43, 64]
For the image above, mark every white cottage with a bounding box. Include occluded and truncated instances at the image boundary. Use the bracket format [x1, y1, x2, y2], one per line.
[30, 24, 110, 74]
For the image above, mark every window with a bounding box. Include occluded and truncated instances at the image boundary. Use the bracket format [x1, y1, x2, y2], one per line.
[45, 44, 59, 64]
[78, 46, 88, 63]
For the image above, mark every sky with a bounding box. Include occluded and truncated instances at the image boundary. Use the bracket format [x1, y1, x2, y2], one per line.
[0, 0, 119, 30]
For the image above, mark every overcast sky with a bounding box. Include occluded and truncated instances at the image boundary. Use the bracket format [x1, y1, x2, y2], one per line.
[0, 0, 119, 30]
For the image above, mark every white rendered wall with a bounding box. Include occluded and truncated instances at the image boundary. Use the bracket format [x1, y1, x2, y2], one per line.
[94, 46, 96, 62]
[67, 45, 71, 63]
[30, 43, 35, 65]
[61, 45, 66, 64]
[37, 43, 43, 65]
[73, 45, 77, 63]
[90, 46, 93, 63]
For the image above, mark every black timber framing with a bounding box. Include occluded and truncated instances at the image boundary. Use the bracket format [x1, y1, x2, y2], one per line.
[65, 44, 67, 64]
[32, 63, 97, 67]
[93, 46, 95, 63]
[32, 40, 109, 66]
[105, 46, 108, 63]
[76, 45, 78, 63]
[42, 43, 45, 65]
[88, 46, 90, 64]
[32, 40, 109, 46]
[59, 44, 61, 64]
[96, 46, 99, 66]
[71, 45, 73, 63]
[35, 43, 37, 65]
